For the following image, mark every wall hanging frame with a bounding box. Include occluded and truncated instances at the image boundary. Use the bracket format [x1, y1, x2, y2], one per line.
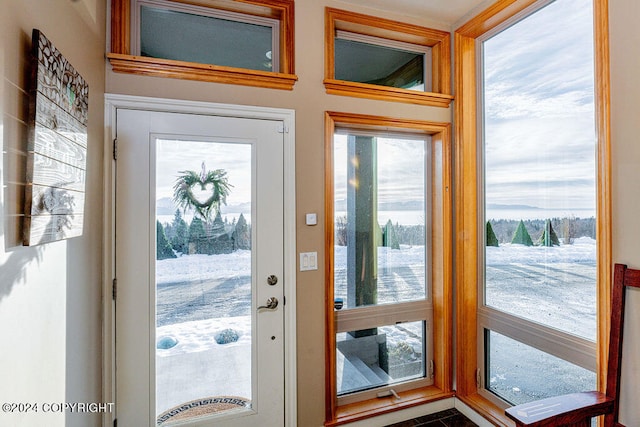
[23, 29, 89, 246]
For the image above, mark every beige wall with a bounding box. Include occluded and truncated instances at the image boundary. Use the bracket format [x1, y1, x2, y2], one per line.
[0, 0, 105, 426]
[105, 2, 450, 426]
[105, 0, 640, 426]
[609, 1, 640, 426]
[1, 0, 637, 426]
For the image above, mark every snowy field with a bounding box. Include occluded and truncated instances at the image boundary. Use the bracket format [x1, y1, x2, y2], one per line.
[155, 237, 597, 409]
[486, 237, 597, 340]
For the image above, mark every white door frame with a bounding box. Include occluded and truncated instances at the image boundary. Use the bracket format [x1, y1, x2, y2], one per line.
[102, 94, 296, 427]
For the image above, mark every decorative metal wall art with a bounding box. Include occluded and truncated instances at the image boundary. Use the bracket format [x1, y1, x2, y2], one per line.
[23, 29, 89, 246]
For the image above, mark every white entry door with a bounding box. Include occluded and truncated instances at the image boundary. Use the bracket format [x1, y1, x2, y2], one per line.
[114, 108, 285, 427]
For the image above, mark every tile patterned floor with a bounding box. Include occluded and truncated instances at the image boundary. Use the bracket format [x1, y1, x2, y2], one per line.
[384, 408, 478, 427]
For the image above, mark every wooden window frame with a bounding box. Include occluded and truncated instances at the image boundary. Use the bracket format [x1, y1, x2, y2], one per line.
[453, 0, 611, 425]
[324, 8, 453, 108]
[324, 112, 453, 426]
[108, 0, 298, 89]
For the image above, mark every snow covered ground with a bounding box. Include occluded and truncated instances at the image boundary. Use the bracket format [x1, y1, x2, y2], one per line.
[486, 237, 597, 340]
[157, 250, 251, 286]
[486, 236, 596, 264]
[155, 238, 597, 414]
[155, 251, 252, 416]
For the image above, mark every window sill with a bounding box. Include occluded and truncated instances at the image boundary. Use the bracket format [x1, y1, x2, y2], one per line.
[456, 393, 513, 427]
[107, 53, 298, 90]
[325, 386, 455, 426]
[323, 79, 453, 108]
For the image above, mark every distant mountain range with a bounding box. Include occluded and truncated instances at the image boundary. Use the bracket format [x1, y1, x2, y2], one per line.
[486, 204, 541, 210]
[156, 197, 251, 216]
[334, 199, 424, 211]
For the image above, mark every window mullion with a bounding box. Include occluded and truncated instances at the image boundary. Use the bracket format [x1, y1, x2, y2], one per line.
[478, 306, 596, 372]
[336, 300, 432, 333]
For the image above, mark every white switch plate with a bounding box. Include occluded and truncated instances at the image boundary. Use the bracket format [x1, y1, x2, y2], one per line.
[305, 213, 317, 225]
[299, 252, 318, 271]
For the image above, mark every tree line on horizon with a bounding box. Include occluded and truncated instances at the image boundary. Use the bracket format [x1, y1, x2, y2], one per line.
[157, 209, 251, 260]
[486, 216, 596, 247]
[334, 215, 594, 249]
[334, 216, 425, 248]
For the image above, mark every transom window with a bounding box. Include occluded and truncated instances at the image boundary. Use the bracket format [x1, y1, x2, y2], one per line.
[107, 0, 297, 89]
[334, 31, 431, 92]
[324, 8, 452, 107]
[132, 0, 279, 72]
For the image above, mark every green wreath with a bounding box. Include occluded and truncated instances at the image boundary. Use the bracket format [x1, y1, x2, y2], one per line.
[173, 162, 232, 221]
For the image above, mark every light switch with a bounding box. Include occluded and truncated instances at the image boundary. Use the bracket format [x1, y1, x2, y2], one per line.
[305, 213, 317, 225]
[300, 252, 318, 271]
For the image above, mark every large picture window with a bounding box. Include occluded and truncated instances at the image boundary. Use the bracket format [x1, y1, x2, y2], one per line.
[479, 0, 598, 406]
[454, 0, 611, 423]
[325, 113, 452, 424]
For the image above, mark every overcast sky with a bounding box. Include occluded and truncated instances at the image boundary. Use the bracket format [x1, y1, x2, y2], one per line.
[333, 134, 426, 211]
[153, 0, 596, 223]
[483, 0, 596, 216]
[155, 139, 252, 210]
[333, 0, 596, 223]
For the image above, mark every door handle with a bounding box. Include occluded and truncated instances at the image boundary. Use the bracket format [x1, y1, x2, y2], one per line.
[257, 297, 278, 311]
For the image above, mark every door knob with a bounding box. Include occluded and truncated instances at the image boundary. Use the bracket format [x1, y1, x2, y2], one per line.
[257, 297, 278, 311]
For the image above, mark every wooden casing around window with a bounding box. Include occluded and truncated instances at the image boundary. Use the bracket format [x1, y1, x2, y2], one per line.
[324, 112, 454, 426]
[108, 0, 298, 89]
[453, 0, 612, 425]
[323, 8, 453, 107]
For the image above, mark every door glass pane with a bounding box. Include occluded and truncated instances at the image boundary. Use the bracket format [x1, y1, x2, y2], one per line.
[486, 330, 596, 405]
[155, 138, 253, 425]
[333, 134, 428, 309]
[140, 5, 275, 71]
[482, 0, 596, 340]
[337, 321, 426, 395]
[335, 38, 426, 91]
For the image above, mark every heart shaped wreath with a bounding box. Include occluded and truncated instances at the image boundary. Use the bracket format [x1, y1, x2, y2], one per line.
[173, 162, 232, 220]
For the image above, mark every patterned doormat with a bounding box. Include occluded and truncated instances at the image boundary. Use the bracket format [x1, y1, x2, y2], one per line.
[157, 396, 250, 425]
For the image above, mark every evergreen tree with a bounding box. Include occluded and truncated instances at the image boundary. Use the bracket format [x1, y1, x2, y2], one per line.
[383, 219, 400, 249]
[486, 221, 499, 247]
[156, 221, 176, 260]
[233, 213, 251, 250]
[188, 216, 207, 254]
[511, 220, 533, 246]
[538, 219, 560, 246]
[170, 209, 189, 254]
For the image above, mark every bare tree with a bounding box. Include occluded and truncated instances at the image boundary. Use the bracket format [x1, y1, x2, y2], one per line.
[562, 215, 577, 244]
